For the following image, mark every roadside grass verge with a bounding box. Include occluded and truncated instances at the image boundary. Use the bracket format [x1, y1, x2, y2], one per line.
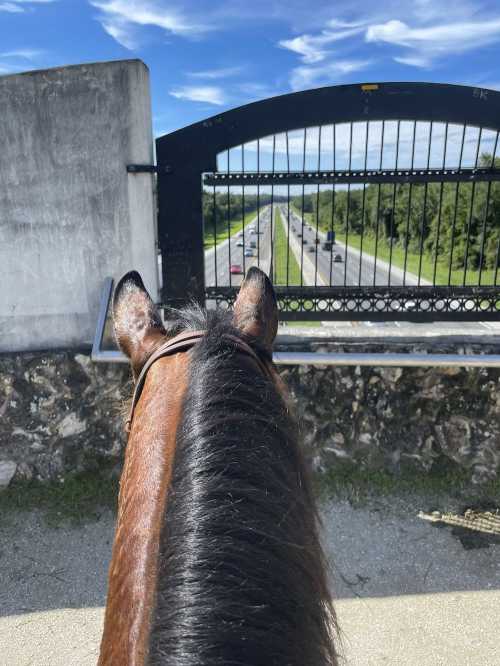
[274, 207, 320, 328]
[203, 208, 264, 250]
[291, 206, 496, 286]
[1, 463, 498, 526]
[273, 207, 302, 285]
[314, 462, 500, 510]
[0, 471, 119, 528]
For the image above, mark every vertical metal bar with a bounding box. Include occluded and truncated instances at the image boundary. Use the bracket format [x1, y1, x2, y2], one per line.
[388, 120, 400, 286]
[241, 145, 246, 276]
[373, 120, 385, 286]
[463, 128, 483, 285]
[358, 121, 369, 285]
[491, 130, 499, 167]
[270, 134, 276, 282]
[478, 180, 492, 286]
[314, 126, 322, 286]
[329, 124, 336, 285]
[227, 149, 232, 287]
[494, 238, 500, 285]
[286, 131, 291, 286]
[417, 121, 433, 286]
[300, 128, 306, 287]
[487, 132, 500, 285]
[432, 122, 448, 285]
[448, 124, 467, 286]
[212, 184, 218, 287]
[343, 122, 353, 287]
[257, 138, 260, 268]
[403, 121, 417, 286]
[462, 181, 476, 286]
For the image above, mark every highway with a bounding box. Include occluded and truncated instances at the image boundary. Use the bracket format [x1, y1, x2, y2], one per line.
[203, 203, 426, 289]
[204, 206, 273, 288]
[278, 204, 428, 288]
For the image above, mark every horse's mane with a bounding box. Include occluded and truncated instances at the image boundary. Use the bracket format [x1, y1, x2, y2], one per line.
[149, 306, 338, 665]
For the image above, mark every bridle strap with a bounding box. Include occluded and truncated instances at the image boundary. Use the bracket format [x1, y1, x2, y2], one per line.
[125, 329, 273, 433]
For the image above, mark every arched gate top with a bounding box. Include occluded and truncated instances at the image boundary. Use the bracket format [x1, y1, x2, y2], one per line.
[156, 82, 500, 171]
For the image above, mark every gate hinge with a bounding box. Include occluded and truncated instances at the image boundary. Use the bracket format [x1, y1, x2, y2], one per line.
[126, 164, 172, 174]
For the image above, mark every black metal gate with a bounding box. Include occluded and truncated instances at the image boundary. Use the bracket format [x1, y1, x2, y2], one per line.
[154, 82, 500, 321]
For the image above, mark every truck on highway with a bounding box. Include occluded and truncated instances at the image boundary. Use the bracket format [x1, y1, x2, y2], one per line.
[322, 230, 335, 251]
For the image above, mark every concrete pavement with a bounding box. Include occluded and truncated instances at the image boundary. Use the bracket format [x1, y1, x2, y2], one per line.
[1, 493, 498, 665]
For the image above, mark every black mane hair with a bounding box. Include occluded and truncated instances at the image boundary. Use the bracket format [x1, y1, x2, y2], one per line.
[149, 307, 338, 665]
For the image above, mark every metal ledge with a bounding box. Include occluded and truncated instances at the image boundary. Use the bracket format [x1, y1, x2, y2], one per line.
[203, 167, 500, 187]
[92, 278, 500, 367]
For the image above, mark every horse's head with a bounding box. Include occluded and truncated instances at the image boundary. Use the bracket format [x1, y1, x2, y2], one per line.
[100, 267, 337, 666]
[112, 266, 278, 381]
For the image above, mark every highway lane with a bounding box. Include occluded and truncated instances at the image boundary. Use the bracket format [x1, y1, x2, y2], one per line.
[279, 204, 428, 288]
[204, 206, 273, 288]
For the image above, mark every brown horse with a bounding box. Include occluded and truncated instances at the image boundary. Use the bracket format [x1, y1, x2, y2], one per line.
[98, 267, 338, 665]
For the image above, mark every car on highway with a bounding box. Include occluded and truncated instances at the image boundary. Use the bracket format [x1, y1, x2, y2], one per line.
[236, 241, 244, 246]
[230, 264, 243, 274]
[302, 238, 308, 244]
[244, 248, 253, 257]
[297, 232, 302, 237]
[250, 241, 257, 248]
[333, 253, 343, 262]
[308, 246, 315, 252]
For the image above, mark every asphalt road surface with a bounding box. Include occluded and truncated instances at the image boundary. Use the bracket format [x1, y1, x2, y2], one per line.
[204, 206, 273, 288]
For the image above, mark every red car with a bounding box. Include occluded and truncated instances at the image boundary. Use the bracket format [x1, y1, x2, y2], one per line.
[230, 264, 243, 274]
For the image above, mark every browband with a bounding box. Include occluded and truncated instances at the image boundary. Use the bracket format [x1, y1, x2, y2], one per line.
[125, 329, 273, 434]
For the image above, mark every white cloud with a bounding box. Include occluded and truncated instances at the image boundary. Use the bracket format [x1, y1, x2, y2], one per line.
[0, 0, 56, 9]
[0, 2, 24, 11]
[91, 0, 212, 49]
[170, 85, 226, 105]
[366, 17, 500, 66]
[101, 19, 138, 49]
[0, 48, 46, 59]
[0, 47, 48, 76]
[290, 59, 372, 90]
[279, 25, 365, 64]
[394, 55, 431, 68]
[187, 66, 243, 79]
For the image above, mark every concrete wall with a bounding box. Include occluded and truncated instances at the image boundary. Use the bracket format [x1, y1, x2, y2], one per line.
[0, 60, 157, 352]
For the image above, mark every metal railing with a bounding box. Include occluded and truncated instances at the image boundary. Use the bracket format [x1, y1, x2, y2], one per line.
[92, 278, 500, 367]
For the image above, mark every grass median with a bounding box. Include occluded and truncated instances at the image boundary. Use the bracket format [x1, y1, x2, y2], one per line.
[273, 207, 302, 285]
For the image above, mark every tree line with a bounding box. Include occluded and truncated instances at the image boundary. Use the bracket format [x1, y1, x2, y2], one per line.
[292, 154, 500, 275]
[203, 191, 287, 234]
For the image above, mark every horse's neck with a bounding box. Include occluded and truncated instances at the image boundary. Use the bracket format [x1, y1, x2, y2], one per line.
[98, 358, 189, 666]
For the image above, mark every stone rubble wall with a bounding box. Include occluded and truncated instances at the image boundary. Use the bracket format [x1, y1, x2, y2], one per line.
[0, 342, 499, 487]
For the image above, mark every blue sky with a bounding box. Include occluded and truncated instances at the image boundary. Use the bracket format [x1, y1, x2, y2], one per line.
[2, 0, 500, 137]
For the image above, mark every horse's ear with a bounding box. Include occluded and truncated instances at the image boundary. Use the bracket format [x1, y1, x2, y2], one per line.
[233, 266, 278, 351]
[113, 271, 166, 378]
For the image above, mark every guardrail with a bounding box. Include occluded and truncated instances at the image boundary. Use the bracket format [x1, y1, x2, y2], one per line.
[92, 278, 500, 367]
